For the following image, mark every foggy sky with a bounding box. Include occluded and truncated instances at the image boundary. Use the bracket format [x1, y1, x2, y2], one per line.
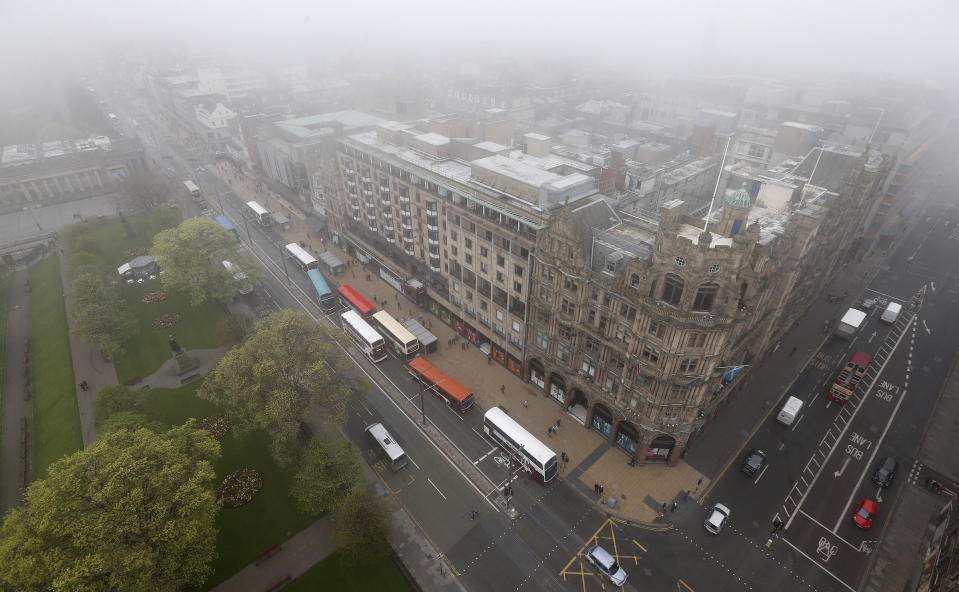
[2, 0, 958, 85]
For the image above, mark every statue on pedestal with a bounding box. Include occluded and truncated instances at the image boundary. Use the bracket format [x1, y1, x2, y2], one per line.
[167, 333, 197, 375]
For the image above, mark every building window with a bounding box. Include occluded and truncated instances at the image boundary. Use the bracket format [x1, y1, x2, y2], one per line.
[479, 313, 490, 326]
[598, 315, 609, 332]
[641, 345, 660, 365]
[480, 246, 488, 257]
[649, 320, 665, 339]
[669, 384, 690, 399]
[559, 324, 575, 341]
[481, 262, 489, 273]
[466, 290, 473, 301]
[514, 264, 524, 277]
[542, 267, 555, 280]
[679, 358, 699, 374]
[605, 260, 616, 273]
[674, 256, 686, 267]
[561, 299, 576, 316]
[630, 273, 641, 288]
[508, 334, 523, 348]
[539, 287, 552, 302]
[692, 283, 719, 312]
[496, 271, 504, 283]
[556, 343, 571, 363]
[584, 337, 600, 353]
[480, 300, 488, 311]
[465, 254, 473, 265]
[687, 332, 706, 348]
[580, 357, 596, 380]
[511, 320, 521, 333]
[587, 310, 596, 324]
[496, 254, 505, 267]
[608, 354, 626, 372]
[614, 325, 631, 344]
[495, 310, 504, 321]
[661, 273, 684, 306]
[513, 281, 523, 294]
[465, 238, 472, 249]
[621, 304, 636, 321]
[451, 246, 458, 256]
[603, 373, 619, 394]
[535, 329, 550, 349]
[747, 144, 766, 158]
[563, 277, 578, 293]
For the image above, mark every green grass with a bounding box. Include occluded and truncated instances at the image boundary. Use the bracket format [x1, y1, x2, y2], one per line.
[283, 549, 414, 592]
[113, 283, 237, 384]
[29, 257, 83, 478]
[63, 208, 180, 270]
[0, 271, 12, 446]
[142, 383, 319, 590]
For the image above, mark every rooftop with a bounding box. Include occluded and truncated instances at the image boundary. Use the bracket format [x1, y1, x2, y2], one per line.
[415, 133, 450, 147]
[276, 111, 385, 141]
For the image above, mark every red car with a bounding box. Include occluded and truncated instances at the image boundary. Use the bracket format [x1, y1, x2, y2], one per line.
[852, 499, 878, 529]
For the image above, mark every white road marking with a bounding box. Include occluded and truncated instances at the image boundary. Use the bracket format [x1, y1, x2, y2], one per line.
[427, 477, 447, 500]
[754, 464, 770, 484]
[833, 457, 851, 478]
[791, 413, 805, 431]
[473, 446, 499, 465]
[781, 537, 856, 592]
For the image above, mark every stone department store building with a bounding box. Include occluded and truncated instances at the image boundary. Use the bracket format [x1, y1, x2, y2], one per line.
[319, 120, 880, 464]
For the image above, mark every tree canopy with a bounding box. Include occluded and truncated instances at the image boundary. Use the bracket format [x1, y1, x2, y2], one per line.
[290, 434, 363, 515]
[68, 272, 137, 357]
[334, 488, 393, 566]
[151, 217, 261, 306]
[199, 309, 360, 465]
[92, 384, 146, 426]
[0, 424, 220, 592]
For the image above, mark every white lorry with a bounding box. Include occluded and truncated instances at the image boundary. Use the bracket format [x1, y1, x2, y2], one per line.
[776, 396, 804, 426]
[835, 308, 867, 340]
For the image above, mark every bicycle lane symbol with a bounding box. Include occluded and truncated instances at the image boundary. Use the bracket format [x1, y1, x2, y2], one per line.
[816, 537, 839, 563]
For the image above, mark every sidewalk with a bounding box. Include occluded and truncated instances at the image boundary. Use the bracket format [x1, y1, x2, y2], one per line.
[57, 250, 119, 447]
[1, 269, 32, 513]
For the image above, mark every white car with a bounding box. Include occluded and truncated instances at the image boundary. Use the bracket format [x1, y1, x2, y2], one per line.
[585, 544, 627, 587]
[704, 503, 731, 534]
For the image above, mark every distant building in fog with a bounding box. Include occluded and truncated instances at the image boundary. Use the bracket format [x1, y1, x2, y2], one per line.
[0, 136, 146, 214]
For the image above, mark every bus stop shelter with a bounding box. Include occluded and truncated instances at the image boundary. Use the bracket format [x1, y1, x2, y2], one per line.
[402, 318, 438, 354]
[319, 251, 345, 275]
[272, 211, 292, 231]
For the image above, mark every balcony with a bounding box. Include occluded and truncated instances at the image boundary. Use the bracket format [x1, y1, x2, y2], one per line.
[401, 222, 413, 230]
[427, 238, 439, 246]
[367, 224, 378, 233]
[351, 214, 362, 222]
[383, 223, 394, 231]
[399, 195, 410, 203]
[382, 211, 393, 219]
[380, 199, 392, 208]
[405, 248, 416, 257]
[345, 180, 356, 188]
[360, 175, 371, 183]
[362, 189, 373, 198]
[426, 223, 438, 231]
[366, 214, 377, 222]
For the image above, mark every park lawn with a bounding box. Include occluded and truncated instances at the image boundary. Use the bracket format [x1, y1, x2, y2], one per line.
[283, 549, 414, 592]
[0, 272, 12, 443]
[28, 257, 83, 478]
[64, 207, 180, 270]
[142, 383, 319, 590]
[113, 283, 238, 384]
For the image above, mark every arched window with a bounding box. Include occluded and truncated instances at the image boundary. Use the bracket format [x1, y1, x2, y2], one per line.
[629, 273, 641, 289]
[692, 283, 719, 312]
[661, 273, 684, 306]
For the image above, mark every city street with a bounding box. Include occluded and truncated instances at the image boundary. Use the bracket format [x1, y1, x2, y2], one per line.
[106, 88, 959, 592]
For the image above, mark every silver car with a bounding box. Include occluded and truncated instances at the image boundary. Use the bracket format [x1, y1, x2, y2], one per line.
[704, 502, 731, 534]
[585, 544, 627, 587]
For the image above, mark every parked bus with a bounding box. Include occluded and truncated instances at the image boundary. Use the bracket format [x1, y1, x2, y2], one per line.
[222, 260, 253, 295]
[407, 356, 474, 413]
[246, 201, 272, 226]
[827, 351, 873, 404]
[183, 180, 201, 198]
[483, 407, 557, 484]
[214, 215, 239, 242]
[307, 268, 337, 312]
[365, 423, 407, 471]
[337, 285, 376, 318]
[371, 310, 419, 359]
[285, 243, 318, 271]
[341, 310, 387, 363]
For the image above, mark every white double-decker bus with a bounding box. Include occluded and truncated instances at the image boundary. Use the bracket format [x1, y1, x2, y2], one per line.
[183, 180, 201, 198]
[284, 243, 318, 272]
[340, 310, 387, 363]
[245, 201, 272, 226]
[483, 407, 558, 484]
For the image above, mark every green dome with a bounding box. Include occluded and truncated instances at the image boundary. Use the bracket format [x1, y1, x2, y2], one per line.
[726, 182, 752, 210]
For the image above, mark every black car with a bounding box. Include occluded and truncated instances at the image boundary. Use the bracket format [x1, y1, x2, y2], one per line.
[872, 457, 897, 487]
[742, 449, 767, 477]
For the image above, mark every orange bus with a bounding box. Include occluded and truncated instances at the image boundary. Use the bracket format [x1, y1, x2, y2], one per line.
[827, 351, 873, 404]
[407, 356, 475, 414]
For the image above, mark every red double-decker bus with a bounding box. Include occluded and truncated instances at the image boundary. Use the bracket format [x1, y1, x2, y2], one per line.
[407, 356, 474, 414]
[337, 285, 376, 318]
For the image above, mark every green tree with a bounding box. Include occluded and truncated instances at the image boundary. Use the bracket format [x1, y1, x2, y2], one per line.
[151, 218, 261, 306]
[0, 424, 220, 592]
[119, 169, 172, 212]
[97, 410, 166, 436]
[334, 488, 393, 566]
[67, 251, 103, 277]
[290, 434, 363, 514]
[92, 384, 145, 426]
[68, 273, 137, 357]
[199, 309, 360, 465]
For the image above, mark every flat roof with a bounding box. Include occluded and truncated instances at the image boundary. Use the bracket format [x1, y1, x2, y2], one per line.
[471, 154, 563, 187]
[415, 133, 450, 146]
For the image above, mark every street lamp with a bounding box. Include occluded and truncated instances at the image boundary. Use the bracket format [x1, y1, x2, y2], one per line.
[411, 377, 448, 426]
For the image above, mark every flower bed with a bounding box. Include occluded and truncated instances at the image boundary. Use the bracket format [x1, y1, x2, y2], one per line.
[217, 468, 263, 508]
[141, 290, 169, 304]
[199, 414, 231, 439]
[151, 312, 181, 329]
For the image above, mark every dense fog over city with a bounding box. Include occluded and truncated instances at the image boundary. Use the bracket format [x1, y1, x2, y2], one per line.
[3, 0, 959, 94]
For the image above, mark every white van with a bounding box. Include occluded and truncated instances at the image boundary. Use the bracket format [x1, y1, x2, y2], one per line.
[880, 302, 902, 324]
[776, 396, 804, 426]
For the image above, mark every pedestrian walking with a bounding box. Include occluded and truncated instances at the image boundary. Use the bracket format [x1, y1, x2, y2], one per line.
[594, 483, 601, 495]
[555, 418, 561, 428]
[671, 501, 678, 512]
[662, 502, 667, 513]
[500, 384, 505, 394]
[547, 427, 554, 437]
[789, 346, 797, 356]
[522, 400, 528, 408]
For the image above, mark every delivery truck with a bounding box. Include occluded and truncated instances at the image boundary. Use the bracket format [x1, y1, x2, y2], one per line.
[776, 396, 804, 426]
[835, 308, 867, 340]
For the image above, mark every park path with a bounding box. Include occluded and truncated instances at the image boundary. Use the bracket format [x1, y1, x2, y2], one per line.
[1, 269, 32, 513]
[57, 250, 118, 448]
